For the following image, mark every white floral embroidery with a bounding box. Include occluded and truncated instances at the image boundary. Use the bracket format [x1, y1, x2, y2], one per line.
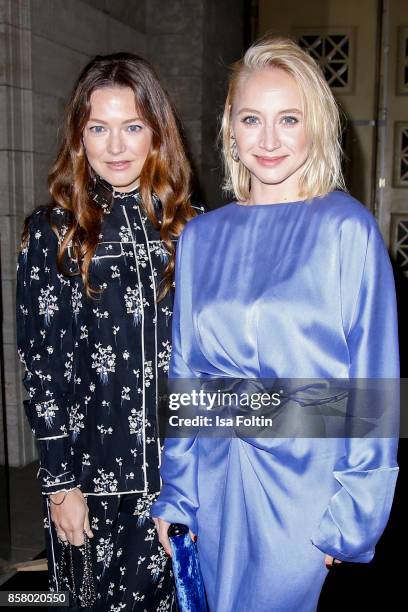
[30, 266, 40, 283]
[128, 408, 144, 443]
[93, 307, 109, 327]
[69, 403, 84, 441]
[136, 244, 149, 268]
[110, 265, 121, 282]
[147, 549, 168, 582]
[64, 352, 73, 382]
[35, 397, 59, 428]
[119, 225, 132, 242]
[158, 341, 171, 373]
[97, 424, 113, 444]
[91, 343, 116, 383]
[71, 284, 82, 319]
[144, 361, 154, 387]
[161, 305, 172, 326]
[115, 457, 123, 475]
[93, 468, 118, 494]
[38, 285, 58, 325]
[80, 325, 89, 342]
[150, 241, 169, 263]
[124, 287, 149, 325]
[96, 536, 114, 567]
[134, 493, 158, 526]
[82, 453, 91, 469]
[121, 386, 130, 404]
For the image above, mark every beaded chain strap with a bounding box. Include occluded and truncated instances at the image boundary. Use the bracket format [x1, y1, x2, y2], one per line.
[57, 534, 96, 607]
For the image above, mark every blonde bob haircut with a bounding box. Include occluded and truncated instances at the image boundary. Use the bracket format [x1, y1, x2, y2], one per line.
[221, 36, 346, 201]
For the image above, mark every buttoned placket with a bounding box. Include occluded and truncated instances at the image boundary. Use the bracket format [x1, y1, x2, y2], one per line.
[136, 206, 163, 470]
[121, 204, 148, 493]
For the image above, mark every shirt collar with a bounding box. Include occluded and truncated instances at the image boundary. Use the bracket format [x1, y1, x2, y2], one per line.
[89, 174, 162, 218]
[89, 174, 142, 213]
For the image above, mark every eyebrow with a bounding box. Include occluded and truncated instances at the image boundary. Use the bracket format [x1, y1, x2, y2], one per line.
[237, 107, 303, 115]
[88, 117, 143, 124]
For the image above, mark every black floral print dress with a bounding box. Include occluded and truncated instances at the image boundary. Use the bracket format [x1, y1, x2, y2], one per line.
[16, 177, 203, 610]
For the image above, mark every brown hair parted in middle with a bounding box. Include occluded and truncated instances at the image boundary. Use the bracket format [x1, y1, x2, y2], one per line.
[30, 52, 196, 299]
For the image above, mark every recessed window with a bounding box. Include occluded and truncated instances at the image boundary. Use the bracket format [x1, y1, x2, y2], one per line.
[394, 123, 408, 187]
[296, 29, 354, 93]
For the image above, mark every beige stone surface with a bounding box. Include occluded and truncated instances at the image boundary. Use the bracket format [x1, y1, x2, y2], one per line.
[31, 35, 88, 97]
[32, 92, 65, 156]
[0, 22, 32, 88]
[0, 215, 18, 281]
[31, 0, 108, 56]
[106, 16, 146, 55]
[105, 0, 146, 33]
[149, 33, 202, 77]
[1, 278, 16, 346]
[146, 0, 203, 35]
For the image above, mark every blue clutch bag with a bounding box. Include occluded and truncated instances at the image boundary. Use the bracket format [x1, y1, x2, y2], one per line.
[168, 523, 208, 612]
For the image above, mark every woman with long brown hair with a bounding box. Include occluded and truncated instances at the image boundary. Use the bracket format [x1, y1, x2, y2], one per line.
[16, 52, 201, 610]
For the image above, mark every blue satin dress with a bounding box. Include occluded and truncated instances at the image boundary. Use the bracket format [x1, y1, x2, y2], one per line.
[151, 191, 399, 612]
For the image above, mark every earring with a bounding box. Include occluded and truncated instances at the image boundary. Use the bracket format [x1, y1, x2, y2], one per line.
[230, 136, 239, 162]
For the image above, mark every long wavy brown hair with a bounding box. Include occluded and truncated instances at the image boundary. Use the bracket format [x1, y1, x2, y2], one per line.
[22, 52, 196, 299]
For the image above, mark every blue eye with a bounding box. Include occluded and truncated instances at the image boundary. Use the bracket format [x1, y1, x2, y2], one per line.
[281, 116, 299, 126]
[127, 124, 142, 132]
[242, 115, 259, 125]
[89, 125, 106, 134]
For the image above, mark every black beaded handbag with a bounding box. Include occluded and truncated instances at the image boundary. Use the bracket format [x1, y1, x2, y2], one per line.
[57, 533, 96, 608]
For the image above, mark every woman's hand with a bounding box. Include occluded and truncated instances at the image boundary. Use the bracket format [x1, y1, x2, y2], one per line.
[49, 488, 93, 546]
[325, 554, 342, 569]
[152, 517, 196, 558]
[153, 517, 172, 556]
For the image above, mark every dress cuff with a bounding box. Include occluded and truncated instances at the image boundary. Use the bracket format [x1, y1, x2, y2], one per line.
[150, 490, 198, 535]
[36, 436, 77, 495]
[310, 535, 375, 563]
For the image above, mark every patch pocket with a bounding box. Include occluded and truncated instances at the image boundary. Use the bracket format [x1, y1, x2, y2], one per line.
[92, 241, 123, 260]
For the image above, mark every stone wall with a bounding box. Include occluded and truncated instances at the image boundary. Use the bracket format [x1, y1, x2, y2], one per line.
[1, 0, 36, 467]
[0, 0, 245, 467]
[0, 0, 148, 467]
[147, 0, 204, 187]
[147, 0, 245, 204]
[202, 0, 246, 204]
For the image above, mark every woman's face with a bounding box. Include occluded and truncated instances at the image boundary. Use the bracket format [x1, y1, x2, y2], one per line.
[82, 86, 153, 192]
[231, 67, 309, 200]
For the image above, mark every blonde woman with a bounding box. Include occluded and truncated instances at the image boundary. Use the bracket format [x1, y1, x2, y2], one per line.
[152, 37, 399, 611]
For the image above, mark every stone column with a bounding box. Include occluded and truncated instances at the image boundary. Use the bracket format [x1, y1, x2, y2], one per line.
[146, 0, 204, 191]
[202, 0, 246, 205]
[147, 0, 245, 206]
[0, 0, 36, 467]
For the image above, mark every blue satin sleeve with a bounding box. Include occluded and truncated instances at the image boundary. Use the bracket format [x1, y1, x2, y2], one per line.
[151, 230, 200, 534]
[311, 216, 399, 562]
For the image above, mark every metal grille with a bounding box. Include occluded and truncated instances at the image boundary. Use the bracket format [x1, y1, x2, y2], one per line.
[297, 31, 353, 91]
[393, 217, 408, 274]
[394, 123, 408, 187]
